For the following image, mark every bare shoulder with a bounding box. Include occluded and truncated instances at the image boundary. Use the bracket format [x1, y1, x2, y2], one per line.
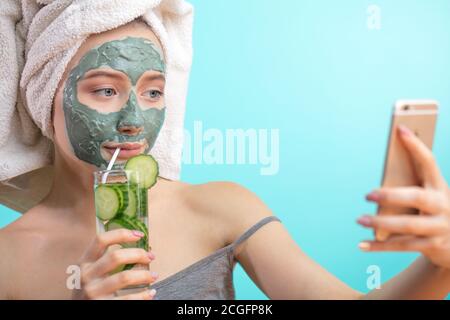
[179, 180, 275, 245]
[0, 206, 50, 299]
[0, 206, 47, 240]
[0, 210, 30, 299]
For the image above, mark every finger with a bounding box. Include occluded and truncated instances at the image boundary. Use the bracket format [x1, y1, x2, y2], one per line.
[113, 289, 157, 300]
[358, 215, 450, 236]
[397, 125, 446, 189]
[82, 229, 145, 262]
[85, 248, 153, 280]
[84, 270, 158, 299]
[359, 235, 430, 252]
[366, 187, 446, 215]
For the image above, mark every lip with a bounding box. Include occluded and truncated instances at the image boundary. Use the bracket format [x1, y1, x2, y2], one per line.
[102, 140, 147, 160]
[103, 142, 144, 150]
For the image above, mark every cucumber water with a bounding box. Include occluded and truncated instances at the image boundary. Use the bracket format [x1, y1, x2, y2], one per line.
[94, 154, 159, 278]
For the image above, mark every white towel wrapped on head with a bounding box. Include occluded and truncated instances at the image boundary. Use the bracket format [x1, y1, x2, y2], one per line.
[0, 0, 194, 213]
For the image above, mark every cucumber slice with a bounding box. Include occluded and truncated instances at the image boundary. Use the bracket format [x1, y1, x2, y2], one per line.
[105, 219, 138, 271]
[111, 184, 127, 213]
[131, 218, 148, 239]
[105, 217, 148, 249]
[122, 187, 137, 218]
[105, 218, 135, 232]
[131, 218, 149, 250]
[123, 264, 136, 271]
[139, 188, 148, 217]
[122, 216, 149, 250]
[125, 155, 159, 189]
[105, 217, 149, 271]
[95, 185, 120, 221]
[111, 263, 126, 274]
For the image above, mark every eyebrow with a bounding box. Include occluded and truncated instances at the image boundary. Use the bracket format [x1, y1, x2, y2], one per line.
[140, 73, 166, 82]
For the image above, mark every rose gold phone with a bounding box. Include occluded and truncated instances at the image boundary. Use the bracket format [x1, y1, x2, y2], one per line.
[375, 100, 438, 241]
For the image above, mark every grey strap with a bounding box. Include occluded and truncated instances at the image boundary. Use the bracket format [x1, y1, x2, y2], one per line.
[231, 216, 281, 249]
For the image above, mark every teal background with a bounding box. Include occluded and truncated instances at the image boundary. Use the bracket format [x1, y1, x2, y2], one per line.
[1, 0, 450, 299]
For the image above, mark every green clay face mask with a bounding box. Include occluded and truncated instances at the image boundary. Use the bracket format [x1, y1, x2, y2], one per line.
[63, 37, 166, 168]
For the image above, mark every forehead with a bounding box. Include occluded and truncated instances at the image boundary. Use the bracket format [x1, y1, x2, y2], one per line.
[70, 37, 165, 84]
[62, 22, 166, 83]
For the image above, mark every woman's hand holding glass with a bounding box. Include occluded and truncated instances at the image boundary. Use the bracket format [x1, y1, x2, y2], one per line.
[72, 229, 158, 300]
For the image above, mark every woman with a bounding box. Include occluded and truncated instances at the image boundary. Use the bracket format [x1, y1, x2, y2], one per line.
[1, 2, 449, 300]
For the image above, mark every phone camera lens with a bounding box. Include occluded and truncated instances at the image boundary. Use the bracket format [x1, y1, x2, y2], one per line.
[404, 105, 410, 111]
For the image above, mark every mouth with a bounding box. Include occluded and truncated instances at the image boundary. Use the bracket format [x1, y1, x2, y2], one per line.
[101, 140, 148, 161]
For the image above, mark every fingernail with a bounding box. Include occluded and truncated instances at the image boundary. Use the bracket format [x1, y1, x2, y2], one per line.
[398, 125, 413, 138]
[366, 191, 382, 202]
[132, 230, 144, 237]
[148, 251, 155, 260]
[357, 215, 373, 227]
[359, 242, 371, 251]
[150, 271, 159, 279]
[149, 289, 157, 296]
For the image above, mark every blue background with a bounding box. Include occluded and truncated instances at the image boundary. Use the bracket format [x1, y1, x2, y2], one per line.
[1, 0, 449, 299]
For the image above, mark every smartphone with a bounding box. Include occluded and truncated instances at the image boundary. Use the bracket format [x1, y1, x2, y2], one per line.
[375, 100, 438, 241]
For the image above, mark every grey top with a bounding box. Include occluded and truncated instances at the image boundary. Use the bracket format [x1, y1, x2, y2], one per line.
[149, 216, 281, 300]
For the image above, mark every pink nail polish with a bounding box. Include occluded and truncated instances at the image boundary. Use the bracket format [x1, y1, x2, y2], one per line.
[149, 289, 157, 296]
[148, 251, 155, 260]
[150, 271, 159, 278]
[359, 242, 371, 251]
[398, 125, 412, 138]
[132, 230, 144, 237]
[366, 192, 382, 202]
[357, 216, 373, 227]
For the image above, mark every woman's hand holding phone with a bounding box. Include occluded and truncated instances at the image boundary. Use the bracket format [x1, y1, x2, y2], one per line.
[357, 125, 450, 269]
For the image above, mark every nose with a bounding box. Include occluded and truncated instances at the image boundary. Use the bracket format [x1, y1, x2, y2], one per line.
[117, 92, 144, 136]
[118, 125, 143, 136]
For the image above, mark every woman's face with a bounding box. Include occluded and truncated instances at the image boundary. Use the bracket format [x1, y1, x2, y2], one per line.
[53, 23, 166, 170]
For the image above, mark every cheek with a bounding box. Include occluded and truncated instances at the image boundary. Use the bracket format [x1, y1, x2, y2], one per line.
[141, 108, 166, 146]
[51, 87, 95, 168]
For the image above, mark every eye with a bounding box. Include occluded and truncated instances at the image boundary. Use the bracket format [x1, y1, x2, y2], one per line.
[143, 89, 163, 101]
[92, 88, 117, 97]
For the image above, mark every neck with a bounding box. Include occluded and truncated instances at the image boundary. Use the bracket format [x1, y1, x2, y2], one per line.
[43, 146, 97, 225]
